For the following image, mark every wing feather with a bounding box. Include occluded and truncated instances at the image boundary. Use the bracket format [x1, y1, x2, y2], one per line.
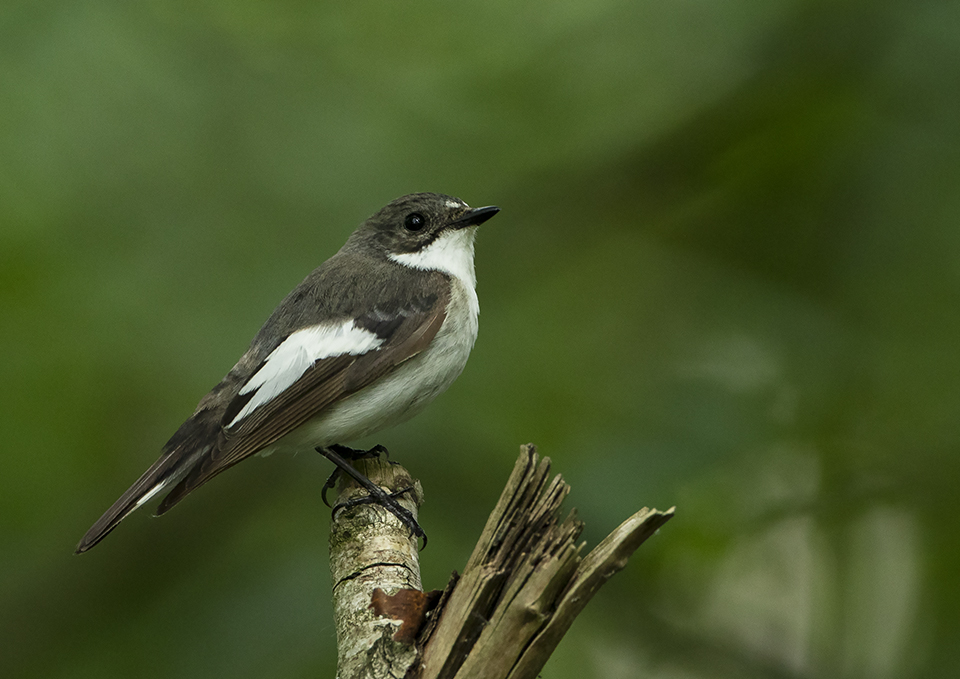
[155, 289, 448, 514]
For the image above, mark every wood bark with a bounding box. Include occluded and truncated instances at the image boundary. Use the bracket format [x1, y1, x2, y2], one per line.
[328, 457, 424, 678]
[328, 445, 674, 679]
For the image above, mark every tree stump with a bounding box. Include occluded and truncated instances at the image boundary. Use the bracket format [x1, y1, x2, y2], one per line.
[328, 444, 674, 679]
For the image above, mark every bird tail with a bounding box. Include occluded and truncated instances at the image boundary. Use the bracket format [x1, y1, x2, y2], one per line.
[75, 414, 218, 554]
[74, 461, 177, 553]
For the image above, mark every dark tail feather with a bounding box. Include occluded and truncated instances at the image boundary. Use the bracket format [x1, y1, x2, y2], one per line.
[155, 447, 233, 516]
[74, 457, 180, 553]
[75, 413, 220, 554]
[155, 470, 198, 517]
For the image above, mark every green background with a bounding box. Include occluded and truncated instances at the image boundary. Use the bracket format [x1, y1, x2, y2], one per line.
[3, 1, 958, 677]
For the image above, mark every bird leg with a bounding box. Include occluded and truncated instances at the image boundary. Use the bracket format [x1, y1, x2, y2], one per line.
[320, 444, 388, 506]
[317, 445, 427, 548]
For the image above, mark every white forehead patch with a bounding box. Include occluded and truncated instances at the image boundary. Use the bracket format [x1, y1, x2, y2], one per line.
[445, 199, 468, 209]
[228, 320, 384, 428]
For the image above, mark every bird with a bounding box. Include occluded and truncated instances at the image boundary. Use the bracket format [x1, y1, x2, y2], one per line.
[76, 192, 499, 553]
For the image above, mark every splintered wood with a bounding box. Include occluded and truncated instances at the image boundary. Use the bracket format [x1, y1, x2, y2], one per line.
[328, 445, 674, 679]
[413, 445, 674, 679]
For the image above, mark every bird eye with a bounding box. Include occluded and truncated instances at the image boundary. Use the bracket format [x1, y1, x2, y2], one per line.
[404, 212, 426, 231]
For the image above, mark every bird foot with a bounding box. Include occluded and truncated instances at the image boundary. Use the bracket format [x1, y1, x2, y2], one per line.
[317, 445, 427, 549]
[320, 444, 390, 506]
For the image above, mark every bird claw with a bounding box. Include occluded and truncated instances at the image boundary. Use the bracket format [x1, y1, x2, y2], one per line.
[332, 486, 426, 547]
[317, 445, 427, 549]
[319, 444, 390, 507]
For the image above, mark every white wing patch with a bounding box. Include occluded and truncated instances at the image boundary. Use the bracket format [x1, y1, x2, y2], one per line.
[228, 320, 384, 428]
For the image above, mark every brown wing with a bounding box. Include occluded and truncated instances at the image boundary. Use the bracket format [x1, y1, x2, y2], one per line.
[155, 298, 447, 514]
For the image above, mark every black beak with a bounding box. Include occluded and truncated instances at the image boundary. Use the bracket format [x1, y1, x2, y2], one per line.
[451, 205, 500, 228]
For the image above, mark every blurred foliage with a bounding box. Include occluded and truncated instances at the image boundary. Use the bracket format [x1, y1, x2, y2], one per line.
[2, 0, 959, 677]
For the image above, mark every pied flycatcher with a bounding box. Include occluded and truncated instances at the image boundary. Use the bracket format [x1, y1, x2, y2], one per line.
[76, 192, 499, 553]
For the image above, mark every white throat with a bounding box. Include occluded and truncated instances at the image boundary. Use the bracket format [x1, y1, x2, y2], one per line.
[389, 226, 478, 291]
